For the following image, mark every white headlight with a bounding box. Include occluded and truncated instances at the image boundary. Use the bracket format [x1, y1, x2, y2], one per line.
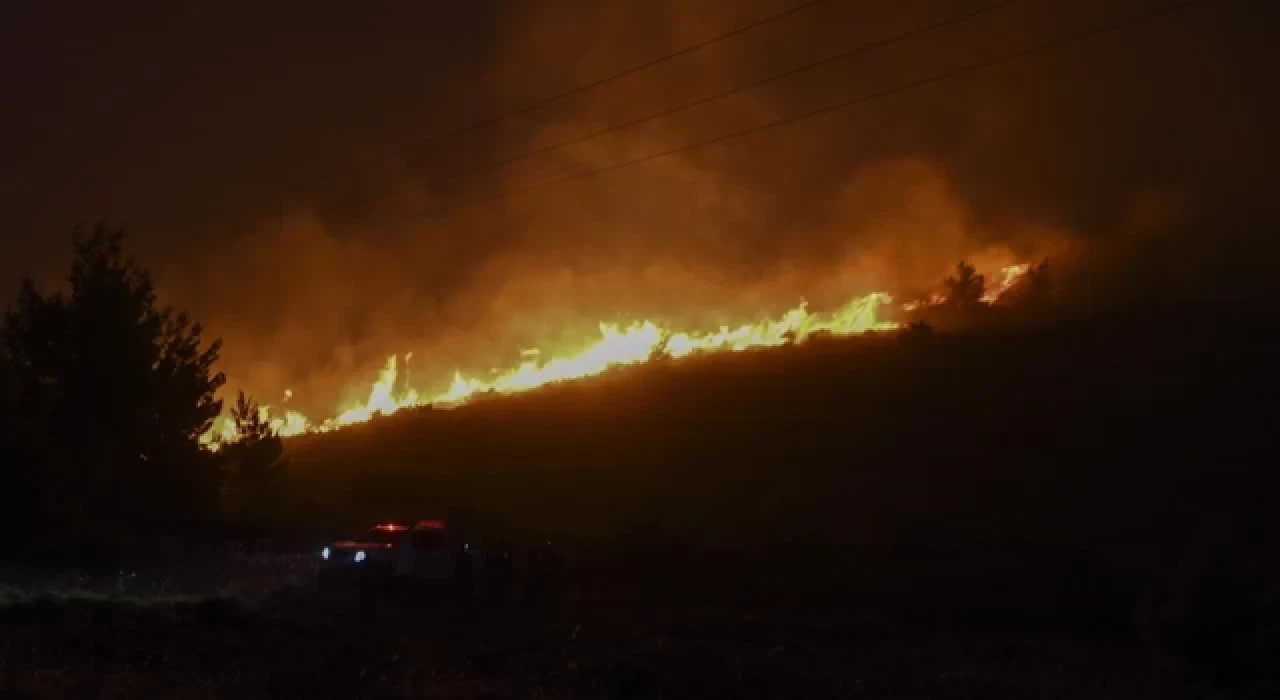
[354, 550, 367, 563]
[321, 546, 330, 560]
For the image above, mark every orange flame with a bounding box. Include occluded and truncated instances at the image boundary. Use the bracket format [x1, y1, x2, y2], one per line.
[202, 264, 1031, 448]
[203, 291, 897, 445]
[982, 263, 1031, 303]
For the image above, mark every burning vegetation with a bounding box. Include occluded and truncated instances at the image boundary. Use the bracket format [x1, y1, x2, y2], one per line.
[204, 261, 1032, 446]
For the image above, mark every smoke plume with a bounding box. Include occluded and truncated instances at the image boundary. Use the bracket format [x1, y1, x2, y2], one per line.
[3, 0, 1272, 419]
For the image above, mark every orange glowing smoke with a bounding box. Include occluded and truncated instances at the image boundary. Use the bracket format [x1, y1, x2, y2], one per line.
[203, 264, 1029, 447]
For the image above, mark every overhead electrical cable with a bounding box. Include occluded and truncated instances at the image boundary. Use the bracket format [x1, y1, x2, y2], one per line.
[440, 0, 1024, 185]
[417, 0, 836, 150]
[500, 0, 1198, 199]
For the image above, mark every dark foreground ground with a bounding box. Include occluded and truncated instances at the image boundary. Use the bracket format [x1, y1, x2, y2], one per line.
[1, 547, 1276, 700]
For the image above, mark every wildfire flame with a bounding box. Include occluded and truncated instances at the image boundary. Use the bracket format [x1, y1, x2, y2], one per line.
[203, 265, 1029, 447]
[982, 263, 1031, 303]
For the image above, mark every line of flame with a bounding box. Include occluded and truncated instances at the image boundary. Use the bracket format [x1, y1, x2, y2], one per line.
[203, 265, 1029, 447]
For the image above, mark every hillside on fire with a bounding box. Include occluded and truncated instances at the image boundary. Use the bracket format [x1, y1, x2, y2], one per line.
[280, 294, 1276, 559]
[3, 0, 1278, 695]
[2, 225, 1278, 697]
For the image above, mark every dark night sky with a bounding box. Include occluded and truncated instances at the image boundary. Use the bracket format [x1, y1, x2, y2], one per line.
[1, 0, 1275, 414]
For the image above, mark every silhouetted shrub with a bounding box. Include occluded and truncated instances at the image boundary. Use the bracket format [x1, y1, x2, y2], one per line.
[220, 391, 288, 542]
[943, 260, 985, 309]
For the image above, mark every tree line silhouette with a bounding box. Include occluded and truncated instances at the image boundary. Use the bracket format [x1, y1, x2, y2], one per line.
[0, 224, 284, 562]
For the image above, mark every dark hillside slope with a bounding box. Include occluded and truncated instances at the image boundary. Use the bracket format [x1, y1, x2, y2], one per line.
[285, 303, 1277, 577]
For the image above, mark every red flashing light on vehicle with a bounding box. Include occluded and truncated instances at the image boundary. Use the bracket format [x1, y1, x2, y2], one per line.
[374, 523, 409, 532]
[416, 519, 445, 530]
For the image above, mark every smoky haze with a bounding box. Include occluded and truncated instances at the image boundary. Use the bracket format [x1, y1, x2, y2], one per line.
[1, 0, 1275, 418]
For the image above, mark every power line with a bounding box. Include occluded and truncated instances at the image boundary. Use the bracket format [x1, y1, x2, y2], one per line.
[418, 0, 835, 150]
[443, 0, 1023, 185]
[504, 0, 1197, 199]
